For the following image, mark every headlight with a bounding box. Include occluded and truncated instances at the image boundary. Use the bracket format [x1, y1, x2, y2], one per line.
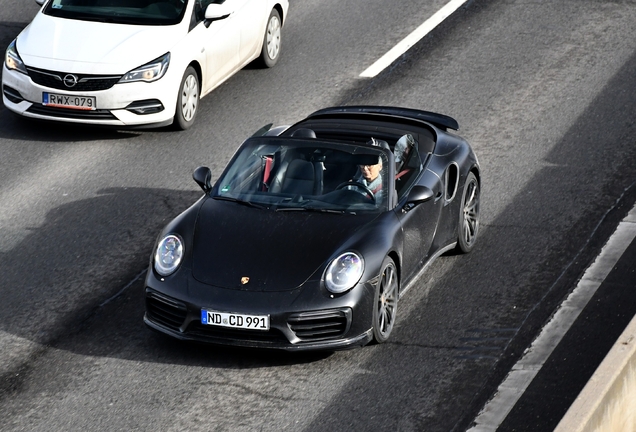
[325, 252, 364, 294]
[5, 40, 28, 75]
[154, 234, 183, 276]
[119, 53, 170, 84]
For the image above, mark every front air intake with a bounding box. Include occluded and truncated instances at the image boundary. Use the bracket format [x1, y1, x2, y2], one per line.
[288, 309, 351, 341]
[146, 291, 187, 330]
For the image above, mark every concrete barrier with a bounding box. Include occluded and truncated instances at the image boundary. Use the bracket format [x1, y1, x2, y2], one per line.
[554, 313, 636, 432]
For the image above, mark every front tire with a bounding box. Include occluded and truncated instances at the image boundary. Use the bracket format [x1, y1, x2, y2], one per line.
[174, 66, 199, 130]
[456, 172, 480, 253]
[372, 257, 399, 344]
[258, 9, 282, 68]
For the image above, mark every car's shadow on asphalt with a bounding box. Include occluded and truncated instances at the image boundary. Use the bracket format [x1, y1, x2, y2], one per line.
[60, 271, 334, 368]
[71, 286, 334, 368]
[0, 108, 173, 141]
[0, 184, 333, 371]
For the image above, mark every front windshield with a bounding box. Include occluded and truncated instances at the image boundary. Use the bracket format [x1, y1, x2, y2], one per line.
[214, 138, 390, 214]
[43, 0, 188, 25]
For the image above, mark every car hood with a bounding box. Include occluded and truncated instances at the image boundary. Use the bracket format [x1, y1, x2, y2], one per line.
[17, 13, 184, 74]
[191, 198, 379, 292]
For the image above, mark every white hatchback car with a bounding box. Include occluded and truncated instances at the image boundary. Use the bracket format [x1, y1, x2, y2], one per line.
[2, 0, 288, 129]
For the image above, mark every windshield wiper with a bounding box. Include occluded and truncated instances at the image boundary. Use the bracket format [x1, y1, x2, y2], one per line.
[68, 15, 116, 23]
[276, 206, 352, 214]
[213, 196, 267, 209]
[68, 14, 144, 24]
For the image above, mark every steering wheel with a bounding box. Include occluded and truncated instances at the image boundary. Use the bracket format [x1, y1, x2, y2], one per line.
[335, 181, 376, 204]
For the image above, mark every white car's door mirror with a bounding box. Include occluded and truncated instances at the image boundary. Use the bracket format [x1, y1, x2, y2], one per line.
[204, 3, 234, 21]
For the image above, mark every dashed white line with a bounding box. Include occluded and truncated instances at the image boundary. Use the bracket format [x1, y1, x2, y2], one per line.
[359, 0, 470, 78]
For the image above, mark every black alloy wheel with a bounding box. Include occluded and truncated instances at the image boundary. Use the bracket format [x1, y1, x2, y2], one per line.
[457, 171, 480, 253]
[372, 257, 399, 343]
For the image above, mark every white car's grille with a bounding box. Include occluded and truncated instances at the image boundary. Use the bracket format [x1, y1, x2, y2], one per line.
[26, 67, 122, 92]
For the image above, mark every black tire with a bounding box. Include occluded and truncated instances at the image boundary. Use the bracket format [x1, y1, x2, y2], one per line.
[456, 172, 480, 253]
[372, 257, 399, 344]
[257, 9, 282, 68]
[173, 66, 199, 130]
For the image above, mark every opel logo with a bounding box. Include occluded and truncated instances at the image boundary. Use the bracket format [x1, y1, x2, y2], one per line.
[63, 74, 79, 88]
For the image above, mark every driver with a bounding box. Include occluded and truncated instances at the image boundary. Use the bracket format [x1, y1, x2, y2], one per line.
[357, 157, 383, 198]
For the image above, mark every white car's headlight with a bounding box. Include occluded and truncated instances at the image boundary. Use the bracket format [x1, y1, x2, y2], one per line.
[325, 252, 364, 294]
[120, 53, 170, 84]
[154, 234, 183, 276]
[5, 40, 28, 75]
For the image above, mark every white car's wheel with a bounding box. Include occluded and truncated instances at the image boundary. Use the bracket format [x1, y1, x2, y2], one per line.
[258, 9, 281, 68]
[174, 66, 199, 130]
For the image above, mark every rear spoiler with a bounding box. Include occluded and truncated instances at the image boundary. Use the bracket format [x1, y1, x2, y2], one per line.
[307, 106, 459, 131]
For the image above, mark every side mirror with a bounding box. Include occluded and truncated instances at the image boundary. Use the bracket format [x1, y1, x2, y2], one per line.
[35, 0, 45, 5]
[193, 166, 212, 193]
[405, 185, 434, 206]
[204, 4, 233, 21]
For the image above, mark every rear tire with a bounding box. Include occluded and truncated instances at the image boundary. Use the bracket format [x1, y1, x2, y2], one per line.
[173, 66, 199, 130]
[456, 172, 480, 253]
[372, 257, 399, 344]
[257, 9, 282, 68]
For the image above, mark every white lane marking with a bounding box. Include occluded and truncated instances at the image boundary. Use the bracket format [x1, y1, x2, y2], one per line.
[468, 201, 636, 431]
[359, 0, 470, 78]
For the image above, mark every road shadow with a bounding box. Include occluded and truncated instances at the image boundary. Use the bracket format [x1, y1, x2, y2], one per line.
[0, 21, 26, 50]
[298, 12, 636, 432]
[0, 109, 147, 141]
[0, 184, 331, 379]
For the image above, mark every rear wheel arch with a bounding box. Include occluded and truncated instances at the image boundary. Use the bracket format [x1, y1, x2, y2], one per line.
[469, 166, 481, 186]
[387, 251, 401, 291]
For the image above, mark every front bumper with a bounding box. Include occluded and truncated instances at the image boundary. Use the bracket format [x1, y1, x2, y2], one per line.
[144, 270, 376, 351]
[2, 64, 179, 128]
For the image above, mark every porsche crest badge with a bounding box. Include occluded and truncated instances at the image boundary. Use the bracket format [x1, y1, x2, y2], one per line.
[241, 277, 250, 285]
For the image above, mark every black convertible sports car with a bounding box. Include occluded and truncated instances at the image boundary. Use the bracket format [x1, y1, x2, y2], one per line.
[144, 106, 480, 351]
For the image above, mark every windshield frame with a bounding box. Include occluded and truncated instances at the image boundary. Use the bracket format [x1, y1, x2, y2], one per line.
[212, 137, 395, 215]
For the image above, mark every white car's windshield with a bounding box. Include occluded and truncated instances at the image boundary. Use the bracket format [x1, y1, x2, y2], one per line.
[43, 0, 188, 25]
[214, 138, 391, 214]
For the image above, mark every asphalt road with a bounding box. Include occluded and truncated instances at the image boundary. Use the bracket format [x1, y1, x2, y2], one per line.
[1, 1, 635, 431]
[498, 204, 636, 431]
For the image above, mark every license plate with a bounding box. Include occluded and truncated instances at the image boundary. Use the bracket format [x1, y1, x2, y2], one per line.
[201, 309, 270, 331]
[43, 92, 96, 110]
